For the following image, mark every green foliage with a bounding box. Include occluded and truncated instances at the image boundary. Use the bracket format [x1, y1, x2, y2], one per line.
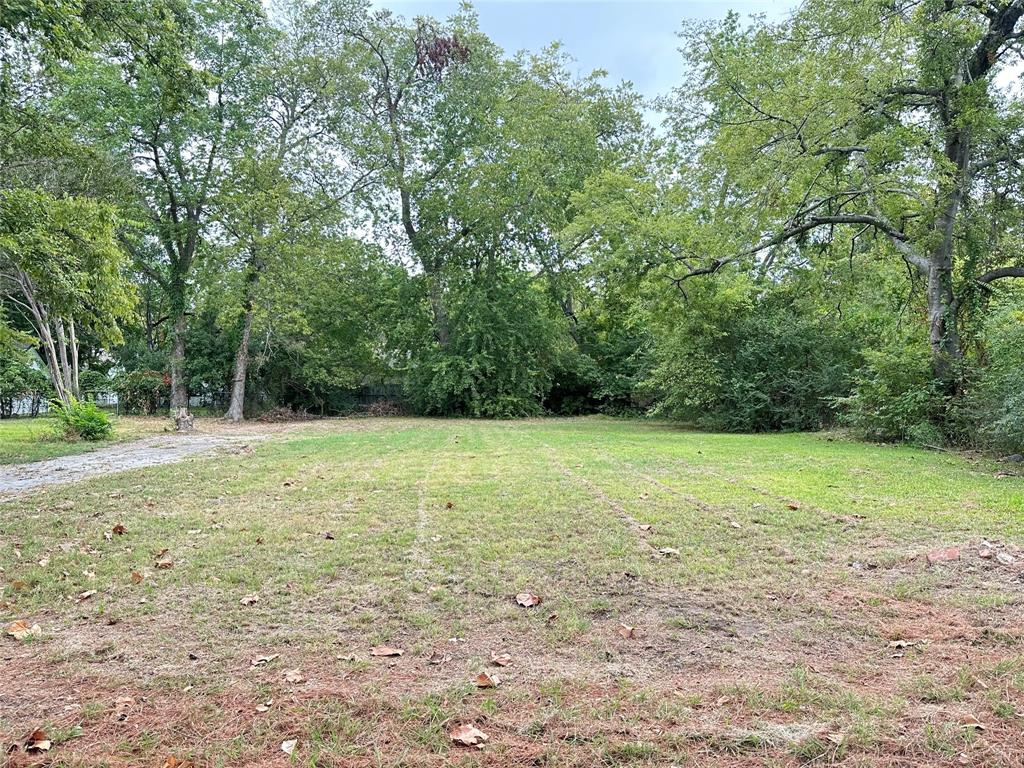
[403, 270, 559, 418]
[49, 397, 113, 441]
[837, 342, 946, 445]
[115, 370, 170, 415]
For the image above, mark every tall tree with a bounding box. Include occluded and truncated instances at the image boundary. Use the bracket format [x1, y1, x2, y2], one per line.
[64, 0, 272, 429]
[666, 0, 1024, 397]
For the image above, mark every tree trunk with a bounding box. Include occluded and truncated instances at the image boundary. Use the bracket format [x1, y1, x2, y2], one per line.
[925, 261, 960, 389]
[68, 318, 80, 398]
[169, 311, 193, 431]
[225, 302, 255, 421]
[427, 275, 451, 348]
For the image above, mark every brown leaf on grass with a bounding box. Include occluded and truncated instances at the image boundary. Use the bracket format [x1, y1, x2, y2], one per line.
[255, 698, 273, 713]
[130, 571, 144, 584]
[475, 671, 501, 688]
[961, 714, 986, 730]
[239, 593, 259, 606]
[657, 547, 679, 557]
[24, 729, 51, 752]
[11, 580, 27, 591]
[6, 620, 41, 640]
[76, 589, 96, 603]
[888, 639, 920, 649]
[450, 723, 488, 747]
[515, 591, 542, 607]
[112, 524, 127, 536]
[786, 503, 801, 510]
[283, 668, 305, 684]
[162, 757, 191, 768]
[155, 558, 174, 569]
[637, 524, 653, 532]
[445, 501, 454, 509]
[323, 531, 335, 540]
[370, 645, 404, 657]
[545, 612, 558, 624]
[250, 653, 279, 667]
[427, 649, 452, 665]
[490, 653, 512, 667]
[617, 623, 636, 639]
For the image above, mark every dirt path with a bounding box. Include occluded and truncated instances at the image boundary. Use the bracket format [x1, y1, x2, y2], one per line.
[0, 433, 259, 499]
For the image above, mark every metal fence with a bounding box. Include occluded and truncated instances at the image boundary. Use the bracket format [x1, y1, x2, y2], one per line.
[2, 391, 121, 418]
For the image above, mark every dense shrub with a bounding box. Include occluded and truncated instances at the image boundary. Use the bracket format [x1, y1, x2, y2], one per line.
[0, 358, 48, 418]
[50, 397, 113, 440]
[644, 280, 861, 432]
[836, 342, 947, 445]
[404, 270, 559, 418]
[115, 370, 169, 414]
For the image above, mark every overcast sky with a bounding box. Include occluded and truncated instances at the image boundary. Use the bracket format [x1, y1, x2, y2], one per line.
[372, 1, 793, 103]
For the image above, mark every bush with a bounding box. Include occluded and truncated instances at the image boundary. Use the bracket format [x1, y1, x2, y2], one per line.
[50, 397, 113, 441]
[836, 343, 946, 444]
[115, 369, 169, 415]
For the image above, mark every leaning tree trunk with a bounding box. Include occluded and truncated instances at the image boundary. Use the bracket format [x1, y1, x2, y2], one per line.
[169, 311, 194, 432]
[225, 302, 255, 422]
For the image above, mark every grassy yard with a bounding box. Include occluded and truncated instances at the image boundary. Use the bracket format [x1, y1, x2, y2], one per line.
[0, 416, 171, 465]
[2, 417, 1022, 767]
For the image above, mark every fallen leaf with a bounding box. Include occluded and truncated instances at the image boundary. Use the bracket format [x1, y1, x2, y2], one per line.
[112, 524, 127, 536]
[11, 579, 27, 591]
[6, 619, 41, 640]
[155, 558, 174, 569]
[926, 546, 960, 564]
[617, 623, 637, 639]
[637, 524, 653, 532]
[786, 503, 800, 510]
[450, 723, 488, 747]
[37, 557, 49, 567]
[475, 671, 501, 688]
[76, 589, 96, 603]
[283, 668, 305, 684]
[255, 698, 273, 713]
[545, 612, 558, 624]
[239, 593, 259, 606]
[427, 649, 452, 665]
[131, 571, 144, 584]
[887, 639, 919, 649]
[162, 756, 182, 768]
[639, 492, 649, 500]
[323, 531, 335, 540]
[729, 520, 741, 529]
[250, 653, 279, 667]
[657, 547, 679, 557]
[996, 551, 1016, 566]
[370, 645, 404, 657]
[961, 714, 986, 730]
[445, 501, 454, 509]
[280, 739, 297, 755]
[490, 652, 512, 667]
[515, 591, 542, 607]
[24, 729, 51, 752]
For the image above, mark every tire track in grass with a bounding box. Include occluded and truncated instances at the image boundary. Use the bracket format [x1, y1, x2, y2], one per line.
[529, 433, 658, 556]
[407, 429, 458, 582]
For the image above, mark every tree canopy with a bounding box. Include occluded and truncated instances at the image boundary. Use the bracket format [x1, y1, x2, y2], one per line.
[1, 0, 1022, 451]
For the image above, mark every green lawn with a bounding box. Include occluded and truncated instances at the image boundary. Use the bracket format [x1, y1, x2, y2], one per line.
[2, 417, 1022, 766]
[0, 415, 170, 464]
